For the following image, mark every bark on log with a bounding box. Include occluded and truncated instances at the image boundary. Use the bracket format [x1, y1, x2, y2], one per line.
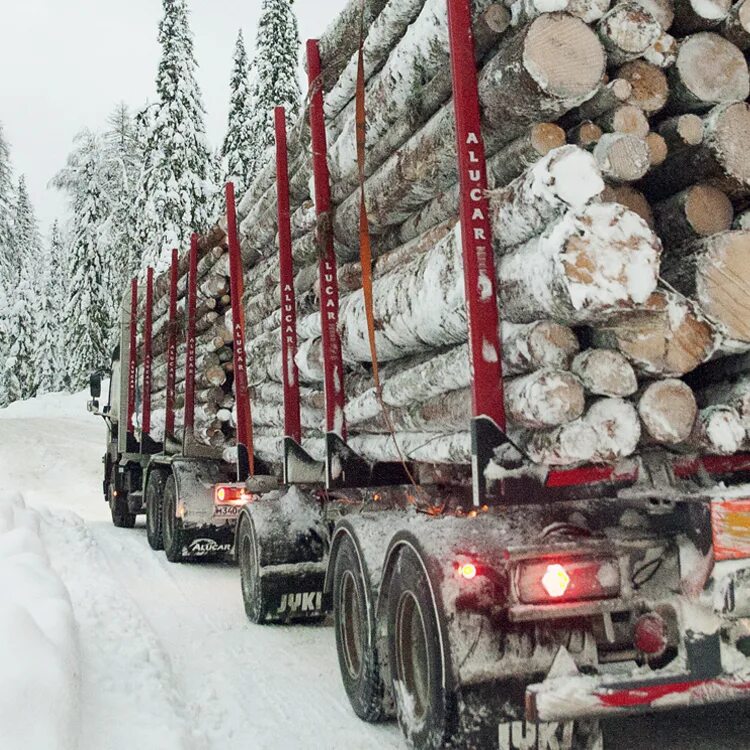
[616, 60, 669, 114]
[333, 14, 606, 248]
[564, 79, 633, 127]
[721, 0, 750, 49]
[671, 0, 732, 34]
[571, 349, 638, 396]
[642, 102, 750, 199]
[643, 31, 678, 68]
[736, 210, 750, 230]
[525, 398, 641, 464]
[601, 184, 655, 227]
[666, 33, 749, 113]
[591, 290, 719, 376]
[638, 379, 698, 444]
[593, 133, 651, 182]
[661, 230, 750, 343]
[597, 3, 662, 65]
[696, 375, 750, 433]
[653, 183, 734, 249]
[567, 0, 613, 22]
[688, 405, 746, 453]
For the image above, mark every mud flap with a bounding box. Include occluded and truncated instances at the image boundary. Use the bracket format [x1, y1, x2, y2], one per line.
[257, 564, 328, 623]
[179, 527, 235, 561]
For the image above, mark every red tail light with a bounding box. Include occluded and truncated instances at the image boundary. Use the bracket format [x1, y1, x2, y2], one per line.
[634, 612, 668, 657]
[517, 557, 621, 605]
[214, 485, 246, 506]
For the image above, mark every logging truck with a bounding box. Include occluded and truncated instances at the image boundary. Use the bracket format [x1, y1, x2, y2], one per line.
[88, 0, 750, 747]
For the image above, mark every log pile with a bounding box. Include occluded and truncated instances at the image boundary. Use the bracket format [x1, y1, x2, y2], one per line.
[133, 233, 239, 452]
[219, 0, 750, 472]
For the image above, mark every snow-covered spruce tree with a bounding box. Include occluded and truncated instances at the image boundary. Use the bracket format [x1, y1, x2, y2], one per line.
[47, 221, 70, 391]
[55, 132, 112, 389]
[248, 0, 301, 179]
[0, 122, 15, 407]
[4, 176, 42, 400]
[33, 237, 57, 395]
[136, 0, 216, 272]
[221, 30, 256, 196]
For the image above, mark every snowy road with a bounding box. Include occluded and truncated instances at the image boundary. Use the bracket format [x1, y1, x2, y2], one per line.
[2, 392, 750, 749]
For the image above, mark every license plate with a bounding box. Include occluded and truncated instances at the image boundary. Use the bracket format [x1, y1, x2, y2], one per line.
[213, 505, 242, 519]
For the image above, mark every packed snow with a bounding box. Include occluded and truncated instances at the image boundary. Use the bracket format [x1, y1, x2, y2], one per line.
[2, 389, 750, 749]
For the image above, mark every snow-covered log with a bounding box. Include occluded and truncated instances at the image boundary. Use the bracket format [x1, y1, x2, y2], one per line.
[601, 184, 655, 227]
[333, 14, 606, 247]
[666, 33, 749, 113]
[591, 290, 719, 376]
[661, 230, 750, 343]
[688, 405, 746, 453]
[597, 3, 662, 65]
[696, 375, 750, 435]
[638, 379, 698, 444]
[643, 31, 678, 68]
[632, 0, 676, 28]
[571, 349, 638, 396]
[525, 398, 641, 465]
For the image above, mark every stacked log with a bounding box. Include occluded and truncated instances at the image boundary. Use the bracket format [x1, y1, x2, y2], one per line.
[133, 235, 238, 452]
[211, 0, 750, 473]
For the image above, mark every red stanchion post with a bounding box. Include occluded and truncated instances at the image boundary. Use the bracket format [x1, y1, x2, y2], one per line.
[127, 277, 138, 436]
[184, 234, 199, 439]
[165, 248, 179, 440]
[141, 266, 154, 440]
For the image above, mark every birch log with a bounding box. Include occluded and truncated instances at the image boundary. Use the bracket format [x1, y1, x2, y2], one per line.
[667, 33, 749, 113]
[591, 290, 719, 376]
[333, 14, 606, 247]
[526, 398, 641, 465]
[653, 184, 734, 249]
[597, 3, 662, 65]
[661, 230, 750, 343]
[638, 379, 698, 444]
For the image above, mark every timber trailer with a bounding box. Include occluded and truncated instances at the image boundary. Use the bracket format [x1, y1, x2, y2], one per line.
[89, 2, 750, 748]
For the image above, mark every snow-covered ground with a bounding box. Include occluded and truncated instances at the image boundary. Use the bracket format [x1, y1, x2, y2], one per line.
[1, 390, 750, 749]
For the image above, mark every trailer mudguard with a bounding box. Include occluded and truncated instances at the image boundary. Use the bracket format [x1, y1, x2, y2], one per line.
[237, 486, 328, 623]
[171, 457, 235, 529]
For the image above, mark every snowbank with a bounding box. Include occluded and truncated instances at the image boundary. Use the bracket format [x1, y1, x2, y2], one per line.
[0, 388, 93, 421]
[0, 493, 79, 750]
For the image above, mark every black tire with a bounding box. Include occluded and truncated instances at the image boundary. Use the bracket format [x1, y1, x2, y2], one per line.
[238, 513, 263, 623]
[145, 470, 166, 551]
[386, 546, 456, 750]
[333, 535, 388, 723]
[108, 467, 136, 529]
[162, 474, 187, 563]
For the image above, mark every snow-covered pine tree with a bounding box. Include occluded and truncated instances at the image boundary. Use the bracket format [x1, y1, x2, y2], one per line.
[47, 220, 70, 391]
[221, 30, 256, 196]
[248, 0, 301, 179]
[54, 132, 111, 389]
[136, 0, 216, 272]
[4, 176, 42, 400]
[33, 236, 57, 396]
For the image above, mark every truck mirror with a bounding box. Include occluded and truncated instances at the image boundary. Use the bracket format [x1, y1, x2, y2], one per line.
[89, 371, 102, 399]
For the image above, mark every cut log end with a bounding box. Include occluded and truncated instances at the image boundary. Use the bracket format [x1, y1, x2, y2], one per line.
[572, 349, 638, 396]
[530, 123, 568, 156]
[685, 184, 734, 236]
[593, 133, 651, 182]
[617, 60, 669, 114]
[601, 184, 655, 227]
[712, 101, 750, 187]
[523, 14, 606, 101]
[639, 379, 698, 444]
[598, 3, 662, 63]
[568, 120, 604, 147]
[691, 406, 746, 455]
[599, 105, 650, 137]
[645, 133, 668, 166]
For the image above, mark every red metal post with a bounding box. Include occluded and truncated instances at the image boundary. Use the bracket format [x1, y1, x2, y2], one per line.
[307, 39, 347, 439]
[165, 248, 179, 439]
[226, 182, 255, 477]
[447, 0, 506, 432]
[274, 107, 303, 445]
[141, 266, 154, 439]
[184, 234, 199, 436]
[127, 278, 138, 435]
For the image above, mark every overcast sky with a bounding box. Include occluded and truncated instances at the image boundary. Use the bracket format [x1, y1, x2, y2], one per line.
[0, 0, 348, 232]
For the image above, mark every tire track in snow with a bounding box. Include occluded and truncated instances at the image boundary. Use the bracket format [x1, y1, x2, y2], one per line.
[38, 508, 203, 750]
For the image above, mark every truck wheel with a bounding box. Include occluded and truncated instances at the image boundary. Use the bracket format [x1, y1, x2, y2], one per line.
[145, 470, 166, 551]
[108, 468, 136, 529]
[162, 475, 187, 563]
[333, 535, 388, 723]
[238, 514, 263, 623]
[386, 545, 456, 749]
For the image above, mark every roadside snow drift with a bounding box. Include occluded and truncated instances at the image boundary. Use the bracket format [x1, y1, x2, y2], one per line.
[0, 493, 79, 750]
